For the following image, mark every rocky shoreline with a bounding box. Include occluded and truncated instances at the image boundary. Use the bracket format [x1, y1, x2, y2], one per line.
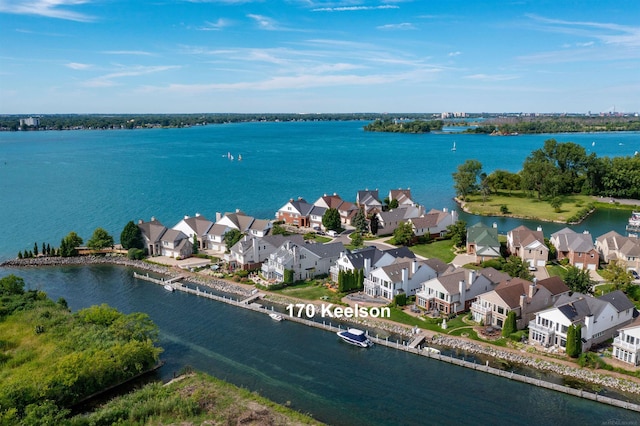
[3, 255, 640, 398]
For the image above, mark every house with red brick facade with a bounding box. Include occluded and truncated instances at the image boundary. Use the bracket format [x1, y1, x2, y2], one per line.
[276, 197, 314, 228]
[550, 228, 599, 270]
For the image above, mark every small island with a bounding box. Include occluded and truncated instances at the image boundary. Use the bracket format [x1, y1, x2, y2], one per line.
[363, 118, 444, 133]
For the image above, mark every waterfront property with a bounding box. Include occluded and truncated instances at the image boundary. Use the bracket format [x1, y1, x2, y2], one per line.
[138, 217, 168, 256]
[313, 193, 359, 226]
[529, 290, 635, 352]
[225, 234, 305, 271]
[356, 189, 383, 215]
[466, 222, 501, 263]
[261, 240, 345, 282]
[388, 188, 415, 207]
[471, 276, 570, 329]
[329, 245, 416, 283]
[409, 208, 458, 239]
[374, 205, 424, 236]
[208, 210, 271, 252]
[596, 230, 640, 274]
[173, 213, 214, 251]
[363, 258, 437, 300]
[613, 320, 640, 366]
[550, 227, 599, 270]
[416, 267, 507, 315]
[506, 225, 549, 269]
[276, 197, 314, 228]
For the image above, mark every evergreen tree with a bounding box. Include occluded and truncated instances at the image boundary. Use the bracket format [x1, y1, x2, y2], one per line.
[352, 208, 368, 234]
[17, 251, 22, 259]
[120, 221, 144, 250]
[60, 231, 83, 257]
[393, 221, 415, 246]
[223, 229, 243, 253]
[566, 324, 582, 358]
[192, 235, 199, 255]
[502, 311, 517, 337]
[46, 243, 51, 256]
[33, 242, 38, 256]
[446, 220, 467, 248]
[351, 232, 363, 248]
[41, 242, 46, 256]
[368, 213, 379, 235]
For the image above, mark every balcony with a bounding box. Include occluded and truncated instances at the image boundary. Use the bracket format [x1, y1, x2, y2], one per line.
[471, 302, 490, 315]
[528, 320, 554, 339]
[613, 337, 640, 352]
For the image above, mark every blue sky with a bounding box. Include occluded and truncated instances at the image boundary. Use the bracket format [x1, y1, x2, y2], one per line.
[1, 0, 639, 114]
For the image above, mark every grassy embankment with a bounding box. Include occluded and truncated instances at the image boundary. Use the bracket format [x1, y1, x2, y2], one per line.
[70, 372, 322, 425]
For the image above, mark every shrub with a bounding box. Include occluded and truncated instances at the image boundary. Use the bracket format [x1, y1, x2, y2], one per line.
[127, 248, 145, 260]
[235, 270, 249, 278]
[500, 205, 509, 214]
[394, 293, 407, 307]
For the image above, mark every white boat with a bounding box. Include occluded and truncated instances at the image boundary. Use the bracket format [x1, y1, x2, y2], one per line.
[238, 154, 242, 161]
[451, 141, 456, 151]
[164, 284, 174, 292]
[337, 328, 372, 348]
[269, 313, 284, 321]
[423, 346, 441, 354]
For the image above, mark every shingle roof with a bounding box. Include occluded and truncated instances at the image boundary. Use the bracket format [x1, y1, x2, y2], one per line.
[467, 222, 499, 246]
[536, 276, 570, 296]
[184, 215, 214, 236]
[304, 241, 345, 259]
[138, 219, 167, 243]
[599, 290, 635, 313]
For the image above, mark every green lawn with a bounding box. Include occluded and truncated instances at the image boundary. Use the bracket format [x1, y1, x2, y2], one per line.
[546, 263, 568, 278]
[270, 281, 345, 304]
[409, 239, 456, 263]
[462, 191, 594, 222]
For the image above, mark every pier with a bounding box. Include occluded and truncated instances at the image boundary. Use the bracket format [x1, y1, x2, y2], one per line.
[133, 271, 640, 413]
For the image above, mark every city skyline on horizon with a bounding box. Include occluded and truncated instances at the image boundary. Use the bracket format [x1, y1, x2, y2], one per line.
[1, 1, 639, 114]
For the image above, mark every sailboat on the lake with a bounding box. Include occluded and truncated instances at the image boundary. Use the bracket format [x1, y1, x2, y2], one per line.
[451, 141, 456, 151]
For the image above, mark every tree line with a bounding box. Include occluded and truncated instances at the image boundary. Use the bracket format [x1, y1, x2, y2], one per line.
[363, 119, 444, 133]
[464, 115, 640, 134]
[453, 139, 640, 201]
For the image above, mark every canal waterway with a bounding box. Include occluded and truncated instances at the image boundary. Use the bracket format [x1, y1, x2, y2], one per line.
[4, 264, 640, 425]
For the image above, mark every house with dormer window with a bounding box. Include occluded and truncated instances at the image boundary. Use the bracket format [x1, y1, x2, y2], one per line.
[363, 258, 437, 301]
[261, 240, 345, 282]
[613, 320, 640, 366]
[276, 197, 314, 228]
[507, 225, 549, 269]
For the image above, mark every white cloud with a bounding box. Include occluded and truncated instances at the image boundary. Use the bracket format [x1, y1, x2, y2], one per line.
[198, 18, 231, 31]
[448, 51, 461, 57]
[66, 62, 92, 70]
[312, 5, 399, 12]
[81, 65, 180, 88]
[0, 0, 96, 22]
[377, 23, 415, 31]
[101, 50, 155, 56]
[464, 73, 519, 81]
[247, 14, 278, 30]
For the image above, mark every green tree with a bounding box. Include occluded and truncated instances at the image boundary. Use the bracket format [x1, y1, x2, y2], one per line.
[351, 232, 363, 248]
[0, 274, 25, 295]
[452, 159, 483, 200]
[120, 221, 144, 250]
[322, 208, 341, 232]
[60, 231, 83, 257]
[223, 229, 243, 253]
[502, 256, 534, 280]
[368, 213, 379, 235]
[563, 266, 593, 294]
[33, 242, 38, 256]
[18, 251, 23, 259]
[550, 197, 563, 212]
[271, 223, 289, 236]
[446, 220, 467, 248]
[283, 269, 294, 284]
[393, 221, 415, 246]
[600, 261, 633, 292]
[87, 228, 114, 250]
[352, 208, 368, 234]
[566, 324, 582, 358]
[502, 311, 517, 337]
[394, 293, 407, 307]
[389, 199, 399, 209]
[192, 234, 199, 255]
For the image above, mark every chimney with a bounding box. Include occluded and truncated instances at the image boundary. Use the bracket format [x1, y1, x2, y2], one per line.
[333, 192, 337, 196]
[411, 259, 417, 274]
[184, 215, 190, 219]
[520, 293, 527, 308]
[583, 230, 590, 235]
[216, 212, 222, 222]
[401, 268, 408, 287]
[537, 225, 543, 232]
[195, 212, 201, 217]
[138, 219, 143, 224]
[469, 269, 476, 284]
[459, 280, 466, 313]
[583, 316, 593, 341]
[289, 198, 294, 203]
[528, 282, 536, 299]
[151, 216, 156, 222]
[236, 208, 241, 213]
[492, 222, 497, 229]
[364, 257, 372, 275]
[443, 207, 448, 213]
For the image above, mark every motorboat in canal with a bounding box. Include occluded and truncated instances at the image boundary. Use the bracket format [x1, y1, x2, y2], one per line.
[269, 313, 284, 321]
[337, 328, 373, 348]
[164, 284, 175, 292]
[423, 346, 441, 355]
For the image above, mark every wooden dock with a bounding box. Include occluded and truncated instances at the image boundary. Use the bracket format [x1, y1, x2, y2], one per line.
[132, 270, 640, 413]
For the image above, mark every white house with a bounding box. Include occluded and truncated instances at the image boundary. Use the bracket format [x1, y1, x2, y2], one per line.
[261, 241, 345, 282]
[612, 321, 640, 366]
[409, 208, 457, 239]
[172, 213, 214, 251]
[159, 229, 192, 259]
[363, 258, 437, 301]
[529, 290, 635, 352]
[506, 225, 549, 269]
[207, 210, 272, 252]
[330, 246, 416, 282]
[225, 234, 305, 271]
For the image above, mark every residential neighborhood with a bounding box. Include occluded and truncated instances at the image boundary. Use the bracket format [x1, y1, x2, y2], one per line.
[134, 190, 640, 367]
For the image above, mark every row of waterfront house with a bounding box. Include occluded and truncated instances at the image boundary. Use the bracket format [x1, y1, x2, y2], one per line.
[135, 188, 640, 367]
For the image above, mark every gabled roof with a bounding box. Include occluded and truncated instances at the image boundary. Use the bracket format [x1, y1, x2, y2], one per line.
[599, 290, 635, 313]
[357, 189, 381, 206]
[304, 241, 345, 259]
[182, 214, 214, 236]
[389, 189, 413, 204]
[287, 198, 314, 216]
[494, 278, 533, 309]
[138, 218, 167, 243]
[551, 228, 595, 253]
[477, 267, 511, 285]
[467, 222, 499, 246]
[314, 194, 345, 209]
[597, 231, 640, 257]
[379, 259, 428, 282]
[161, 229, 188, 243]
[208, 223, 228, 237]
[509, 225, 545, 249]
[551, 291, 633, 323]
[423, 258, 451, 275]
[431, 268, 468, 294]
[382, 246, 417, 259]
[309, 205, 327, 217]
[249, 218, 271, 232]
[536, 276, 570, 296]
[343, 246, 386, 269]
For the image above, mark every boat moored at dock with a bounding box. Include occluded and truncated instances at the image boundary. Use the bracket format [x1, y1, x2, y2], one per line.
[337, 328, 373, 348]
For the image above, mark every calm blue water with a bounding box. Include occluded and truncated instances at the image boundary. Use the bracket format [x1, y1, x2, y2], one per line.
[1, 123, 640, 424]
[0, 122, 638, 260]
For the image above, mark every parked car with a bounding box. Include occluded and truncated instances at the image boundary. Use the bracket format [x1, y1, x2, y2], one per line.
[327, 230, 338, 237]
[631, 270, 640, 280]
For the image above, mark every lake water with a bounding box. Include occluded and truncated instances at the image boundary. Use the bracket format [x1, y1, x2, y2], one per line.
[1, 122, 640, 424]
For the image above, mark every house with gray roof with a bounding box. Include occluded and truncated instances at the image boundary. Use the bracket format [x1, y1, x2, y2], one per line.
[137, 217, 167, 256]
[375, 205, 424, 236]
[529, 290, 635, 352]
[364, 258, 437, 301]
[596, 230, 640, 273]
[471, 276, 570, 329]
[314, 193, 359, 225]
[388, 188, 415, 207]
[173, 213, 214, 251]
[261, 240, 345, 283]
[225, 234, 305, 271]
[276, 197, 314, 228]
[356, 189, 383, 215]
[159, 229, 192, 259]
[612, 318, 640, 366]
[416, 267, 507, 315]
[550, 228, 599, 270]
[330, 246, 418, 282]
[466, 222, 501, 263]
[207, 210, 272, 252]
